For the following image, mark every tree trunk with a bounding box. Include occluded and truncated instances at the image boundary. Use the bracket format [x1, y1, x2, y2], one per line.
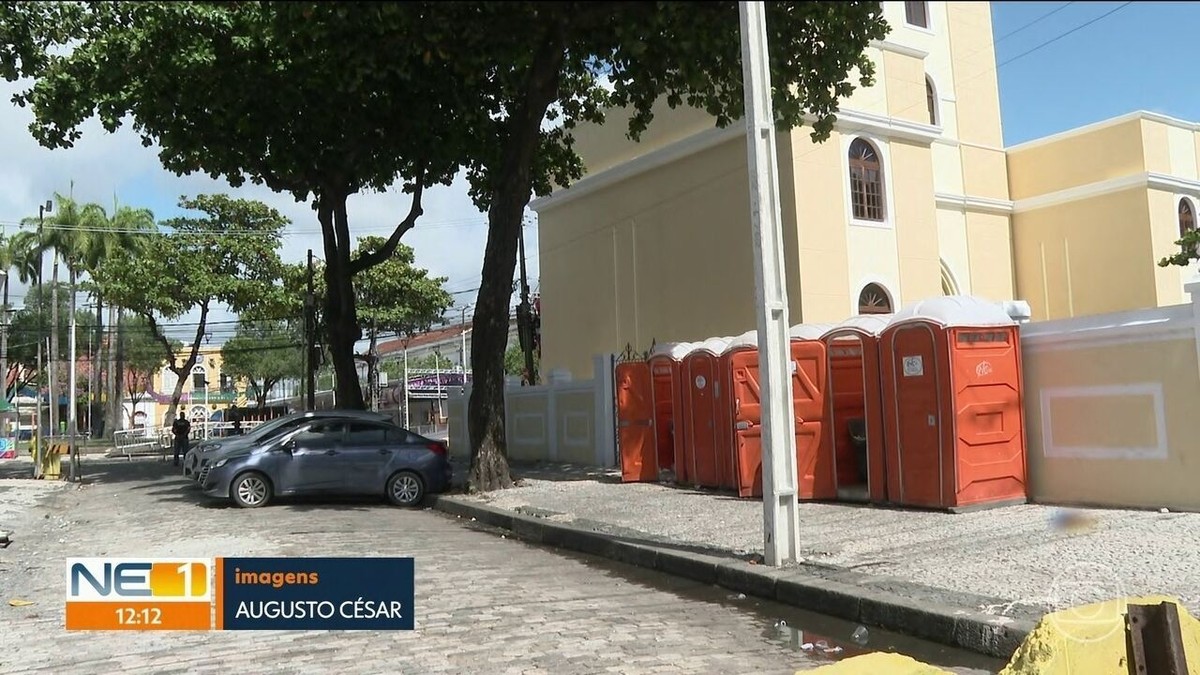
[155, 303, 209, 422]
[91, 293, 104, 436]
[467, 31, 566, 492]
[107, 306, 121, 436]
[317, 192, 365, 410]
[50, 253, 59, 434]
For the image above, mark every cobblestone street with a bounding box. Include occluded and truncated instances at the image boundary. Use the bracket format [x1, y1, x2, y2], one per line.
[0, 459, 997, 674]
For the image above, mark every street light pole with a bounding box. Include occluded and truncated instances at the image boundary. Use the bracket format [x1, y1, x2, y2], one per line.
[0, 271, 9, 455]
[34, 199, 51, 479]
[401, 336, 410, 429]
[67, 267, 79, 482]
[739, 1, 800, 567]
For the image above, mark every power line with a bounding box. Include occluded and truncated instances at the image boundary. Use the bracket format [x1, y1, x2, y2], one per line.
[997, 2, 1133, 68]
[994, 2, 1077, 43]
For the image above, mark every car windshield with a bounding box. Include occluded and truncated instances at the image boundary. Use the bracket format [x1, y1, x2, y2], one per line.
[242, 414, 304, 440]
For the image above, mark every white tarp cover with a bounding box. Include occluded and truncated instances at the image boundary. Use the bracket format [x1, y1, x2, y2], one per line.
[649, 341, 697, 360]
[822, 314, 893, 339]
[886, 295, 1016, 329]
[690, 336, 731, 355]
[789, 323, 835, 340]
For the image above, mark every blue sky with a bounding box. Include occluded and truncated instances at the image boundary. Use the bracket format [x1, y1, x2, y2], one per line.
[0, 1, 1194, 345]
[992, 1, 1200, 146]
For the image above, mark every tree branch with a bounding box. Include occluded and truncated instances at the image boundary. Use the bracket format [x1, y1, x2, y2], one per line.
[142, 312, 180, 373]
[348, 163, 428, 275]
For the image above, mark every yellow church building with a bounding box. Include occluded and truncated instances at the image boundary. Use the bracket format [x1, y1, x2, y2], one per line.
[529, 0, 1200, 379]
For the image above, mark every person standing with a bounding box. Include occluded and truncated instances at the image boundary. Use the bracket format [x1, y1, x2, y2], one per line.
[171, 411, 191, 466]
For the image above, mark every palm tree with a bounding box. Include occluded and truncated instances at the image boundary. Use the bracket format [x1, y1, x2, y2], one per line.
[7, 232, 45, 403]
[0, 234, 39, 401]
[21, 191, 90, 435]
[77, 199, 155, 436]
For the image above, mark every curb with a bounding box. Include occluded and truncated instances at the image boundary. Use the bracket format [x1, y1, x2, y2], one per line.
[430, 495, 1033, 660]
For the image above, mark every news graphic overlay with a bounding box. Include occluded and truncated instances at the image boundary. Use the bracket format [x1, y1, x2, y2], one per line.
[217, 557, 415, 630]
[66, 558, 213, 630]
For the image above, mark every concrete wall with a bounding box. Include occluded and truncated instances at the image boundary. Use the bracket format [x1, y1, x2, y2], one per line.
[447, 355, 617, 467]
[1020, 282, 1200, 511]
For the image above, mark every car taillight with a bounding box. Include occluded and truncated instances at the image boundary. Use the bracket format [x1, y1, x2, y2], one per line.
[427, 442, 447, 456]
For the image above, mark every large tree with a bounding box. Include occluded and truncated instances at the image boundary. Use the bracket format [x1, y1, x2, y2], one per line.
[118, 314, 176, 425]
[1, 1, 889, 491]
[220, 320, 303, 408]
[92, 195, 286, 420]
[353, 236, 453, 410]
[0, 1, 476, 410]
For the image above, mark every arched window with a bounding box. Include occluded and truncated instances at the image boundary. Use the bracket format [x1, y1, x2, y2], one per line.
[858, 283, 893, 315]
[1181, 198, 1197, 256]
[848, 139, 885, 222]
[191, 364, 207, 392]
[940, 261, 959, 296]
[925, 76, 938, 125]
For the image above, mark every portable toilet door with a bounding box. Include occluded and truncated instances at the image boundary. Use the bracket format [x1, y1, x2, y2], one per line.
[788, 324, 836, 500]
[820, 315, 891, 504]
[615, 359, 658, 483]
[880, 296, 1028, 510]
[722, 331, 763, 498]
[680, 337, 730, 489]
[648, 342, 696, 480]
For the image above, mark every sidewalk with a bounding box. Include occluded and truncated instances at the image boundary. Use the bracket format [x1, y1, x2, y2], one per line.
[439, 459, 1200, 658]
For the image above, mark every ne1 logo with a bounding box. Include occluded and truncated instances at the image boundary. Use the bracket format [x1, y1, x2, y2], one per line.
[66, 558, 212, 602]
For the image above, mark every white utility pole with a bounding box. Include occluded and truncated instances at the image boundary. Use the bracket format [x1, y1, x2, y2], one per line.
[460, 306, 469, 371]
[67, 276, 78, 481]
[739, 0, 800, 566]
[402, 337, 410, 429]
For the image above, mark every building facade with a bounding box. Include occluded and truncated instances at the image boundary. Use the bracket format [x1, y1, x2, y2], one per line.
[531, 1, 1015, 378]
[1008, 112, 1200, 321]
[124, 347, 243, 429]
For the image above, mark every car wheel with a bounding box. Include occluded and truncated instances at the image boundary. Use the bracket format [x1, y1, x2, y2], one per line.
[231, 472, 273, 508]
[387, 471, 425, 507]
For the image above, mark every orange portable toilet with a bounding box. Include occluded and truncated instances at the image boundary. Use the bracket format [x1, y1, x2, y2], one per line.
[821, 315, 891, 504]
[647, 341, 698, 481]
[879, 296, 1028, 511]
[789, 324, 836, 501]
[679, 336, 731, 489]
[719, 331, 758, 495]
[723, 326, 835, 500]
[615, 360, 658, 483]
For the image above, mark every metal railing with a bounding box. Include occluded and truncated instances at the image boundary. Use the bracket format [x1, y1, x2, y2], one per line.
[112, 420, 268, 459]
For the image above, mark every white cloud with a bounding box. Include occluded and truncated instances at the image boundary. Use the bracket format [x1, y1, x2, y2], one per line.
[0, 78, 541, 346]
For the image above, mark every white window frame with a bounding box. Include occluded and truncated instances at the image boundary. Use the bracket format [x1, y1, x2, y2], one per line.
[842, 134, 896, 230]
[903, 1, 934, 33]
[852, 278, 897, 316]
[924, 74, 940, 127]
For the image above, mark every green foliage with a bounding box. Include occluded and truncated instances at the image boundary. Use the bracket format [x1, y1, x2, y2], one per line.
[409, 353, 455, 371]
[7, 282, 97, 371]
[94, 194, 286, 329]
[221, 320, 303, 406]
[504, 343, 534, 378]
[354, 236, 452, 339]
[91, 194, 286, 414]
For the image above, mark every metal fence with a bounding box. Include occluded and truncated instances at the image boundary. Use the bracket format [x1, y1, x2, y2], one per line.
[111, 420, 266, 459]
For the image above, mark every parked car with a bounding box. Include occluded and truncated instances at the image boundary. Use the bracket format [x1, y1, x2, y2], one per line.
[183, 409, 393, 479]
[198, 417, 451, 508]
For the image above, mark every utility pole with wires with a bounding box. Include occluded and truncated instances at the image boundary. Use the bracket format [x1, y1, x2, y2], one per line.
[459, 305, 470, 373]
[516, 217, 537, 386]
[305, 249, 316, 410]
[34, 199, 51, 479]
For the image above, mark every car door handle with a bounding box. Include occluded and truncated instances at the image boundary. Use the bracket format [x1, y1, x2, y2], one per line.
[378, 449, 390, 455]
[324, 450, 338, 456]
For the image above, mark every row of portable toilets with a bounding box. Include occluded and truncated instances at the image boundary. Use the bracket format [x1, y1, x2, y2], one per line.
[614, 295, 1031, 511]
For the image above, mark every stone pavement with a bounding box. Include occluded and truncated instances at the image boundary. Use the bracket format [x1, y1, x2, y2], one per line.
[0, 458, 997, 674]
[443, 461, 1200, 625]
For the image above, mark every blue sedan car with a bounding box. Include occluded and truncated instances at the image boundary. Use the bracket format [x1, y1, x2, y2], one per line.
[199, 417, 451, 508]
